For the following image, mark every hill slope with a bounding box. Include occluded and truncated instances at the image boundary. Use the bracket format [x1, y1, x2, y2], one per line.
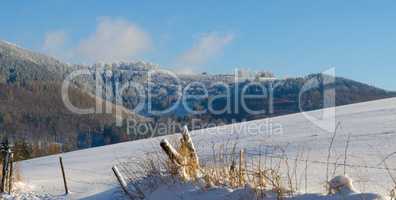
[18, 97, 396, 199]
[0, 41, 144, 157]
[0, 40, 71, 83]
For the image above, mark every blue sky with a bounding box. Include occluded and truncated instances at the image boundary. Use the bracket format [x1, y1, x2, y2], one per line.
[0, 0, 395, 90]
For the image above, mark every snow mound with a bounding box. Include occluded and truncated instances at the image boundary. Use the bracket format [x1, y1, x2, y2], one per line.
[143, 178, 384, 200]
[0, 182, 67, 200]
[0, 193, 66, 200]
[146, 183, 254, 200]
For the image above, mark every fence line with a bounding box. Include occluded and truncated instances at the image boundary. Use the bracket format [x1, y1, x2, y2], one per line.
[139, 149, 396, 172]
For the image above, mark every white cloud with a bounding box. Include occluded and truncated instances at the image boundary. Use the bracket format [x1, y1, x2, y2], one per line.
[43, 30, 67, 50]
[42, 30, 72, 61]
[42, 18, 152, 63]
[77, 18, 152, 63]
[176, 32, 234, 73]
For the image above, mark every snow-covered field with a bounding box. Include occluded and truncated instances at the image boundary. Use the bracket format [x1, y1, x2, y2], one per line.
[15, 97, 396, 199]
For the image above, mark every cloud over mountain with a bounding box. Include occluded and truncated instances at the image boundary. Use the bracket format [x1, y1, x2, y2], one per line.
[176, 32, 234, 73]
[42, 30, 73, 62]
[42, 17, 152, 63]
[77, 17, 152, 63]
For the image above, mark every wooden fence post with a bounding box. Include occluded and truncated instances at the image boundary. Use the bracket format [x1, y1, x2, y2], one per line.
[160, 139, 184, 166]
[1, 150, 10, 193]
[181, 126, 200, 168]
[8, 153, 13, 193]
[160, 139, 190, 180]
[112, 165, 134, 200]
[1, 154, 6, 193]
[239, 149, 246, 186]
[59, 157, 69, 194]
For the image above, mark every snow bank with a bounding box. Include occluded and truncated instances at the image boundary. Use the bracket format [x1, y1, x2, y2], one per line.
[0, 193, 65, 200]
[0, 182, 67, 200]
[143, 176, 384, 200]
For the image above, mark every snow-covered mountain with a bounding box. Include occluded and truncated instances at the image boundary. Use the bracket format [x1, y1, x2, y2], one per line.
[0, 40, 72, 82]
[16, 97, 396, 199]
[1, 39, 395, 152]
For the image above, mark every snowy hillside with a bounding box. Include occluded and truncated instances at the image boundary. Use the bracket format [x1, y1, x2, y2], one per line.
[17, 97, 396, 199]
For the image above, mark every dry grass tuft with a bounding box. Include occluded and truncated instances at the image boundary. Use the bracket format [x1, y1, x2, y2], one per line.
[119, 128, 300, 200]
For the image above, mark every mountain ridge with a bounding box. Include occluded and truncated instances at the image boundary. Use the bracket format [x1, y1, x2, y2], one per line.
[0, 39, 395, 159]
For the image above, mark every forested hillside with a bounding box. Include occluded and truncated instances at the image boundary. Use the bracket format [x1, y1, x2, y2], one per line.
[0, 39, 395, 159]
[0, 41, 144, 159]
